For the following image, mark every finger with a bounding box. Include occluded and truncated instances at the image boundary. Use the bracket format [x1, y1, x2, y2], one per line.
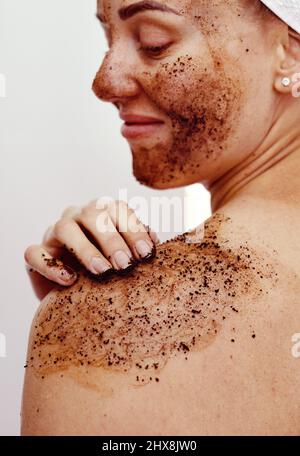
[24, 245, 77, 286]
[76, 206, 135, 270]
[95, 196, 112, 210]
[51, 218, 113, 274]
[42, 226, 64, 258]
[107, 201, 156, 260]
[144, 224, 160, 245]
[43, 225, 72, 259]
[60, 205, 82, 219]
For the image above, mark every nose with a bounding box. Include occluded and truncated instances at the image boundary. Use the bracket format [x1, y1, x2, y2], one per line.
[92, 48, 140, 104]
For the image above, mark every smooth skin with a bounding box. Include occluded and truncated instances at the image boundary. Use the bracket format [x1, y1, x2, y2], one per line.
[22, 0, 300, 435]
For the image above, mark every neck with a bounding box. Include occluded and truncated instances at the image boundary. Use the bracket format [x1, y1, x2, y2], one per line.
[209, 105, 300, 212]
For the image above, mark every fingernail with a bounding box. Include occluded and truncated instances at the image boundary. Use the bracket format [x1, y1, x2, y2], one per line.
[135, 240, 152, 258]
[113, 250, 132, 269]
[151, 231, 160, 245]
[59, 267, 77, 283]
[91, 257, 112, 274]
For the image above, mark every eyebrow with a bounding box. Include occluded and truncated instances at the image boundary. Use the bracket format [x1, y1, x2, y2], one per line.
[96, 1, 181, 24]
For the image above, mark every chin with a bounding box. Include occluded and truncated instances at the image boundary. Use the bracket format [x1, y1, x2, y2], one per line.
[130, 144, 212, 190]
[133, 170, 193, 190]
[137, 179, 177, 190]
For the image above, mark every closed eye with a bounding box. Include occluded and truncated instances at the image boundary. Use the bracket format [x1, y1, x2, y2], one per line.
[139, 43, 171, 57]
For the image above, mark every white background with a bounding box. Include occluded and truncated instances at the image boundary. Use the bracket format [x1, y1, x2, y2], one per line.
[0, 0, 210, 435]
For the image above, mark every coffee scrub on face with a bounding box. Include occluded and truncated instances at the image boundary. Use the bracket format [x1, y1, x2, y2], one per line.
[132, 52, 242, 188]
[93, 0, 247, 189]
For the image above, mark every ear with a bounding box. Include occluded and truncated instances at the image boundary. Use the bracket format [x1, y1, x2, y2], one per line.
[274, 29, 300, 94]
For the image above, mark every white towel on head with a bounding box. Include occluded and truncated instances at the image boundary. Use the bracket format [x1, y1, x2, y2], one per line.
[260, 0, 300, 34]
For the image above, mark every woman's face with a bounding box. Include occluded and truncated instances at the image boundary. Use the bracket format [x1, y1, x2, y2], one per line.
[93, 0, 279, 189]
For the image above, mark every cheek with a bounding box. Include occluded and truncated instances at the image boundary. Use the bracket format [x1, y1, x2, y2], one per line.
[141, 54, 243, 165]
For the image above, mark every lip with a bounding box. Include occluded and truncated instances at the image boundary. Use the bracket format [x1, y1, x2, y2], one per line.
[120, 113, 164, 124]
[121, 122, 164, 139]
[120, 113, 165, 139]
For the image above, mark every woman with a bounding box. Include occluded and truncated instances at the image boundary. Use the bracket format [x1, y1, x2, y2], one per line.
[22, 0, 300, 435]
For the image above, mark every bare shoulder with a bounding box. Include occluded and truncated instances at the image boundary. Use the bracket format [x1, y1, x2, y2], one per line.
[21, 213, 300, 435]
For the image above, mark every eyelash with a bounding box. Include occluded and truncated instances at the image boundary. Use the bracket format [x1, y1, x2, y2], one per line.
[138, 43, 170, 57]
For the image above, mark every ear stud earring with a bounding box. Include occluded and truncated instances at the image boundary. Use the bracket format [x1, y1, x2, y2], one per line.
[281, 77, 291, 87]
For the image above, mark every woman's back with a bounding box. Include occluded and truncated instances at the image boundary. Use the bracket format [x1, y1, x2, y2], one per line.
[21, 209, 300, 435]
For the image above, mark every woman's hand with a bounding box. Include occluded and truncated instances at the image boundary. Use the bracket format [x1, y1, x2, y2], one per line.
[24, 199, 159, 299]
